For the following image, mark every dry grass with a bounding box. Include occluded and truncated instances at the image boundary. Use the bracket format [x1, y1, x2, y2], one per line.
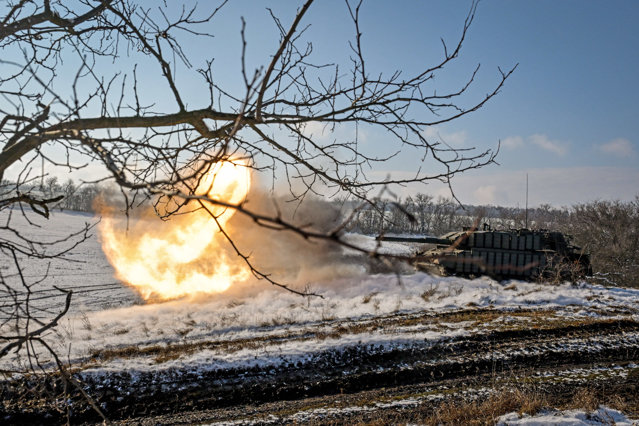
[427, 389, 547, 425]
[362, 292, 379, 304]
[420, 285, 438, 302]
[346, 385, 637, 425]
[568, 387, 599, 412]
[300, 385, 626, 425]
[420, 385, 637, 425]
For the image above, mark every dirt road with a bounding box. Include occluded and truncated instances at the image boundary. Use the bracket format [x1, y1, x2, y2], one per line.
[3, 307, 639, 424]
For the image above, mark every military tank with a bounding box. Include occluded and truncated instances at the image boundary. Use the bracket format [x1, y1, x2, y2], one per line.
[377, 226, 591, 281]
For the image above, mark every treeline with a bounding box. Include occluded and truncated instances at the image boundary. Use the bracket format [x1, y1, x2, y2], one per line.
[4, 178, 637, 287]
[558, 199, 639, 288]
[351, 194, 564, 236]
[2, 177, 108, 213]
[353, 195, 471, 236]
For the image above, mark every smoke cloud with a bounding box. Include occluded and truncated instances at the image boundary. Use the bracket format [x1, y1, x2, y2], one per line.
[225, 188, 369, 295]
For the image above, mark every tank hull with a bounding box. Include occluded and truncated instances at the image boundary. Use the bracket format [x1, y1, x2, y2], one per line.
[379, 228, 591, 282]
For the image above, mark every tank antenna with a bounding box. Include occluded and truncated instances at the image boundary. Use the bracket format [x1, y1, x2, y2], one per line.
[525, 173, 529, 229]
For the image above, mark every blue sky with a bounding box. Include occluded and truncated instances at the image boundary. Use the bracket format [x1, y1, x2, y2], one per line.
[162, 0, 639, 206]
[7, 1, 637, 207]
[324, 0, 639, 206]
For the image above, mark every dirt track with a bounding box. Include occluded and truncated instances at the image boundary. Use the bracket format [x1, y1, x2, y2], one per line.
[3, 307, 639, 424]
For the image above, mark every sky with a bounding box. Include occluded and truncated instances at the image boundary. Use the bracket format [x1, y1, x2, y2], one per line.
[170, 0, 639, 207]
[308, 0, 639, 207]
[5, 0, 638, 207]
[414, 0, 639, 207]
[244, 0, 639, 207]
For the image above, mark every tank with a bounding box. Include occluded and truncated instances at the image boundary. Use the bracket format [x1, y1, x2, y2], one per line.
[377, 225, 592, 281]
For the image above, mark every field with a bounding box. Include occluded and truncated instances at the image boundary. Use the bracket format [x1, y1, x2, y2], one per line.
[1, 210, 639, 424]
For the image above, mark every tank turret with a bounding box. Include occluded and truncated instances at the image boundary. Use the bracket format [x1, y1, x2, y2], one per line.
[377, 226, 591, 281]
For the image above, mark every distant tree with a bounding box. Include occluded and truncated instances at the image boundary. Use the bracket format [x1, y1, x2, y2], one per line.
[560, 199, 639, 287]
[61, 179, 77, 210]
[530, 203, 567, 230]
[43, 176, 59, 198]
[77, 184, 101, 212]
[413, 194, 435, 234]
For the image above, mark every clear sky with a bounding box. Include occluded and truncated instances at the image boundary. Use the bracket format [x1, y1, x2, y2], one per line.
[8, 1, 638, 207]
[406, 0, 639, 207]
[147, 0, 639, 207]
[305, 0, 639, 207]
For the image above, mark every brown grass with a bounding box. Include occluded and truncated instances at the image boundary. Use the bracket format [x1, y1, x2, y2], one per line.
[420, 285, 438, 302]
[83, 308, 633, 368]
[569, 387, 599, 412]
[346, 385, 637, 425]
[362, 292, 379, 304]
[428, 389, 547, 425]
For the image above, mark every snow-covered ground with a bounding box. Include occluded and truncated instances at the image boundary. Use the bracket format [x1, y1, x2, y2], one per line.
[207, 403, 637, 425]
[1, 211, 637, 374]
[2, 210, 639, 423]
[497, 406, 635, 425]
[0, 209, 138, 314]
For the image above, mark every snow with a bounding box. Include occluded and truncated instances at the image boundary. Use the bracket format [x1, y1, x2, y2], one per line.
[17, 270, 633, 376]
[2, 210, 639, 423]
[497, 406, 636, 425]
[2, 210, 639, 375]
[207, 400, 638, 425]
[0, 209, 139, 314]
[4, 264, 634, 380]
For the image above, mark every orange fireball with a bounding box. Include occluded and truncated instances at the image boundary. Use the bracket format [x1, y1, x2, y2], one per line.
[99, 160, 251, 301]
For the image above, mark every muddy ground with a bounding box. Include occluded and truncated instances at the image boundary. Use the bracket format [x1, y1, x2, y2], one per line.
[2, 306, 639, 424]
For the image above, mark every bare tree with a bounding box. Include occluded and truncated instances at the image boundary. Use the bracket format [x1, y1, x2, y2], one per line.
[0, 0, 514, 409]
[559, 198, 639, 287]
[0, 0, 517, 420]
[1, 0, 513, 235]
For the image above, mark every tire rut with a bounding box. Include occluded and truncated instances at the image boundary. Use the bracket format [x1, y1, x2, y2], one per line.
[3, 316, 639, 423]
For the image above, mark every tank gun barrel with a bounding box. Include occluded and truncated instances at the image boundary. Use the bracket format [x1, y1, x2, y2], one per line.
[376, 235, 451, 245]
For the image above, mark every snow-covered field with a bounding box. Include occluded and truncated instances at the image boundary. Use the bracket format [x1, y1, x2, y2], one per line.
[2, 210, 638, 424]
[35, 274, 639, 375]
[2, 211, 638, 372]
[208, 403, 637, 425]
[0, 209, 138, 314]
[497, 406, 635, 426]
